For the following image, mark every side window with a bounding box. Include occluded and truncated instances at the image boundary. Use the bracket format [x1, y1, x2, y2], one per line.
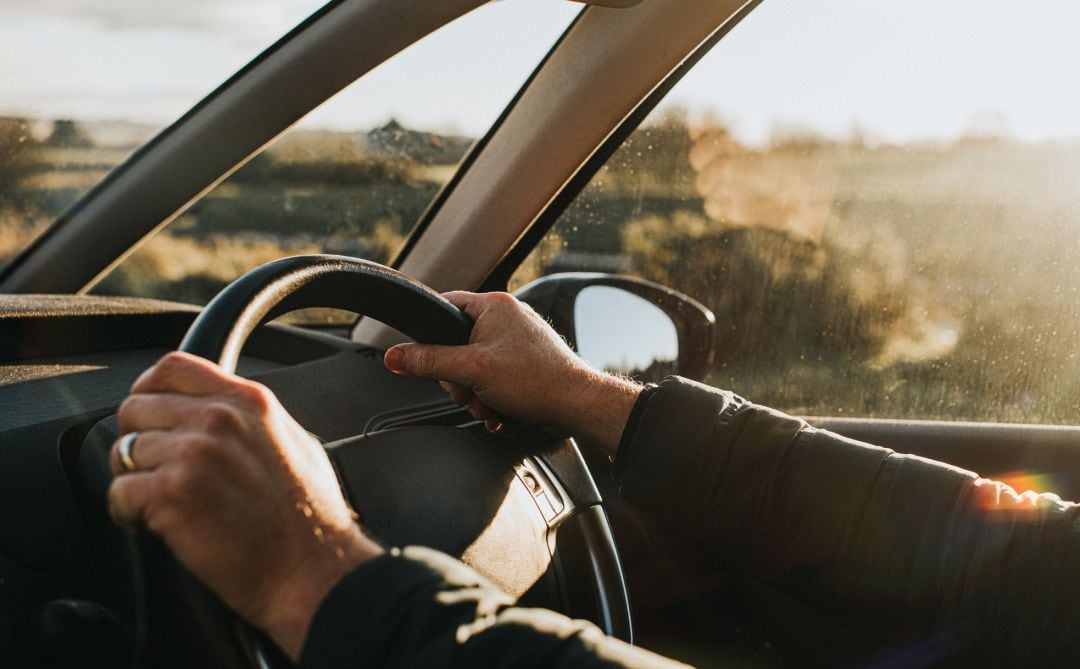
[511, 0, 1080, 424]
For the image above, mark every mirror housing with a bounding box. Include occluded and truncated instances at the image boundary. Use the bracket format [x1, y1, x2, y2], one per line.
[515, 273, 715, 381]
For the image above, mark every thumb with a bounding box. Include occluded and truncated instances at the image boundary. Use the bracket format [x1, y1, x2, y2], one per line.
[384, 343, 474, 386]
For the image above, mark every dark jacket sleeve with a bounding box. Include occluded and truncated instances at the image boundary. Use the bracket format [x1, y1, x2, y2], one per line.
[301, 545, 686, 669]
[613, 376, 1080, 665]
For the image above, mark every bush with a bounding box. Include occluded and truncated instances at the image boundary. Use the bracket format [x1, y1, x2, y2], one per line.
[0, 117, 36, 194]
[623, 212, 909, 364]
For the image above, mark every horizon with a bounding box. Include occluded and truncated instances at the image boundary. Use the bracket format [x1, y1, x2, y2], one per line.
[3, 0, 1080, 147]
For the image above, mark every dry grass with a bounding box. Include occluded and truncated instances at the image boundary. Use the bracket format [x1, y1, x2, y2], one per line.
[96, 229, 321, 304]
[0, 209, 51, 266]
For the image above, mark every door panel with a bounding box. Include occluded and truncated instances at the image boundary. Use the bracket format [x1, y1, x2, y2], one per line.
[812, 418, 1080, 500]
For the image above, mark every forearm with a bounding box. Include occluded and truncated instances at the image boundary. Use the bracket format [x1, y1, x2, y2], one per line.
[301, 546, 686, 668]
[614, 376, 1080, 664]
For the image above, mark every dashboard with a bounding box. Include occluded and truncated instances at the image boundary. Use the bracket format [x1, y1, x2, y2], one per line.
[0, 295, 627, 666]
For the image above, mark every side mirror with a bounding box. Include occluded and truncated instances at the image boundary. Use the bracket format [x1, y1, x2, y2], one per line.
[514, 273, 715, 382]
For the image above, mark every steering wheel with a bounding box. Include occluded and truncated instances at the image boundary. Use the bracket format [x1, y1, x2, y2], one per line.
[86, 255, 631, 667]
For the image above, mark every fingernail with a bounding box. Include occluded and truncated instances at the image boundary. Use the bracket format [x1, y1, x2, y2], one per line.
[384, 347, 406, 375]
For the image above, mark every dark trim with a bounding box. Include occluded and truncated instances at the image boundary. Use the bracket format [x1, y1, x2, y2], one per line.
[478, 0, 765, 292]
[0, 0, 350, 285]
[390, 6, 589, 268]
[809, 417, 1080, 500]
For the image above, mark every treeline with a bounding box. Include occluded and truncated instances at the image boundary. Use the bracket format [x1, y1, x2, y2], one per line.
[7, 111, 1080, 424]
[528, 114, 1080, 423]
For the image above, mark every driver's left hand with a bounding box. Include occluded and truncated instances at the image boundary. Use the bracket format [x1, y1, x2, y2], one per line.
[107, 351, 384, 660]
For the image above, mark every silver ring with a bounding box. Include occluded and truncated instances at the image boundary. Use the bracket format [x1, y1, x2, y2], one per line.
[118, 432, 139, 473]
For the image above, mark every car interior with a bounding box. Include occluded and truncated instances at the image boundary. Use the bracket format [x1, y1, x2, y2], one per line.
[3, 0, 1080, 666]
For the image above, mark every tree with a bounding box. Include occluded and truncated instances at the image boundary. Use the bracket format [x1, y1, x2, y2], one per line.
[0, 117, 37, 194]
[622, 211, 910, 366]
[44, 119, 93, 148]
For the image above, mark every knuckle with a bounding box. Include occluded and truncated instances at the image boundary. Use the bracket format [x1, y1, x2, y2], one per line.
[143, 508, 172, 535]
[234, 381, 273, 414]
[161, 466, 196, 501]
[412, 348, 435, 376]
[106, 479, 126, 510]
[196, 402, 242, 433]
[155, 352, 188, 380]
[488, 292, 518, 308]
[117, 396, 139, 425]
[175, 435, 213, 466]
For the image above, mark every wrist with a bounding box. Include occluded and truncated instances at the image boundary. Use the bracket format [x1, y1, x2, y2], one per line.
[561, 368, 643, 456]
[260, 527, 384, 660]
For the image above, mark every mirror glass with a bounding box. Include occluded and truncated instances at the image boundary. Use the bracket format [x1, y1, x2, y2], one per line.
[574, 286, 678, 379]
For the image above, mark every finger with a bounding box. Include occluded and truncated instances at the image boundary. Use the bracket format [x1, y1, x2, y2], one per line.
[131, 351, 243, 397]
[441, 291, 518, 321]
[465, 398, 498, 423]
[108, 470, 160, 527]
[110, 429, 189, 476]
[118, 392, 234, 434]
[383, 343, 477, 386]
[440, 291, 485, 319]
[438, 379, 500, 431]
[440, 381, 476, 407]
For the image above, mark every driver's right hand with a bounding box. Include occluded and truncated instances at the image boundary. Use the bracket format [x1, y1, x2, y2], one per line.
[383, 291, 642, 455]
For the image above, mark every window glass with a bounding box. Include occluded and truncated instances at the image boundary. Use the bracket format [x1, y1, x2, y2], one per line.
[91, 1, 580, 323]
[511, 0, 1080, 423]
[0, 0, 326, 273]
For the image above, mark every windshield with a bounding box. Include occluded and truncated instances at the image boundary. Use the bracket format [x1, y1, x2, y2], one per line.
[1, 1, 580, 308]
[88, 1, 580, 323]
[512, 0, 1080, 424]
[0, 0, 327, 273]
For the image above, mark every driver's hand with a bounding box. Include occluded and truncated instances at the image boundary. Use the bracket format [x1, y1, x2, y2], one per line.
[383, 291, 642, 455]
[107, 352, 383, 660]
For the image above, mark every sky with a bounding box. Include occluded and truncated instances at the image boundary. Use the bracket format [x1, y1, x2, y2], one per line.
[3, 0, 1080, 144]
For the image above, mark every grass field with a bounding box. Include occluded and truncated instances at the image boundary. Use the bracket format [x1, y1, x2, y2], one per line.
[4, 115, 1080, 423]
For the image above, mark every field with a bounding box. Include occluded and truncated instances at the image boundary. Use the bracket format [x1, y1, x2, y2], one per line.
[3, 114, 1080, 423]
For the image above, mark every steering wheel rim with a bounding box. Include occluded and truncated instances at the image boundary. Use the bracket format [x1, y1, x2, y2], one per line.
[127, 254, 628, 667]
[179, 254, 472, 372]
[171, 255, 476, 667]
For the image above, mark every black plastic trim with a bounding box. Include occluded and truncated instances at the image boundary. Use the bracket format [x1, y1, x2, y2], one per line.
[566, 505, 634, 643]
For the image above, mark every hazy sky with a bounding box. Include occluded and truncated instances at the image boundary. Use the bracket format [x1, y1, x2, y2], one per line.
[3, 0, 1080, 144]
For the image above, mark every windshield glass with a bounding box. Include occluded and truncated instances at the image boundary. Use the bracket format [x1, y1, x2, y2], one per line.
[0, 0, 327, 273]
[88, 1, 580, 323]
[512, 0, 1080, 424]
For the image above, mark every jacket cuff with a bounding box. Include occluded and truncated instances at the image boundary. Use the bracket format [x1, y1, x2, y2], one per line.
[612, 376, 750, 520]
[299, 546, 512, 668]
[611, 382, 660, 479]
[299, 549, 438, 668]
